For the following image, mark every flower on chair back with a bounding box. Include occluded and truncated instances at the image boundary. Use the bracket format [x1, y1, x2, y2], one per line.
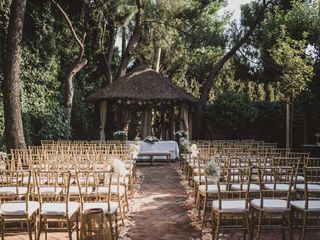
[204, 160, 220, 178]
[188, 144, 199, 158]
[110, 157, 127, 176]
[129, 143, 140, 159]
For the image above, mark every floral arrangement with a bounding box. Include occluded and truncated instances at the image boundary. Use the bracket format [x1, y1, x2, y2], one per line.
[188, 144, 199, 158]
[129, 143, 140, 159]
[143, 136, 159, 144]
[113, 130, 127, 141]
[110, 157, 127, 176]
[179, 137, 190, 152]
[204, 160, 220, 178]
[175, 130, 188, 140]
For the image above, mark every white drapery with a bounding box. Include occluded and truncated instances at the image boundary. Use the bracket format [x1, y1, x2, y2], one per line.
[99, 101, 107, 140]
[181, 104, 189, 139]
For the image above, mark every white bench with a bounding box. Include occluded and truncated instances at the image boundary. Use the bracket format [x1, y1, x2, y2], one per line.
[137, 151, 171, 165]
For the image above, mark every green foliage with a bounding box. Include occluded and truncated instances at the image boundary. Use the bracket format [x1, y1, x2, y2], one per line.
[270, 27, 315, 100]
[206, 91, 258, 132]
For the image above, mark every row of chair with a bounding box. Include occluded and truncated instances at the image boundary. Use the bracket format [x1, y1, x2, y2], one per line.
[180, 143, 320, 240]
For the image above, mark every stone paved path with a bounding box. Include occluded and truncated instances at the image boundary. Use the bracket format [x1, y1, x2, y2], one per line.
[129, 162, 201, 240]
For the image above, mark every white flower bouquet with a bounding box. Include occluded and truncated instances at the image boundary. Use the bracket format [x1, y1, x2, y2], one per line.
[204, 160, 220, 178]
[129, 143, 140, 159]
[110, 157, 127, 176]
[143, 136, 159, 144]
[188, 144, 199, 158]
[113, 130, 127, 141]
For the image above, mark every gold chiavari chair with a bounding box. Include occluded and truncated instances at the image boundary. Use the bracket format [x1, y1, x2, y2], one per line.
[212, 167, 253, 240]
[0, 171, 39, 240]
[291, 167, 320, 240]
[77, 171, 118, 240]
[196, 166, 228, 228]
[250, 167, 296, 240]
[36, 171, 80, 240]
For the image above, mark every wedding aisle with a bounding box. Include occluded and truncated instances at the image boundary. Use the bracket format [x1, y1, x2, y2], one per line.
[129, 162, 201, 240]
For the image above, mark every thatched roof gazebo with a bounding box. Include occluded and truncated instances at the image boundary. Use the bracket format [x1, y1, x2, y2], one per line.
[87, 64, 198, 140]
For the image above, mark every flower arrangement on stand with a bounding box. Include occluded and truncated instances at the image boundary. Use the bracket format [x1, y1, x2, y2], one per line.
[175, 130, 188, 142]
[143, 136, 159, 144]
[113, 130, 127, 141]
[179, 137, 190, 153]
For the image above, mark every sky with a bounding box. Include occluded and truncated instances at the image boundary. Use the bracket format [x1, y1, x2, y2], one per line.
[221, 0, 253, 22]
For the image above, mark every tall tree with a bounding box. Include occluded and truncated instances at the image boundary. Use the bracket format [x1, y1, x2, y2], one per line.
[117, 0, 143, 78]
[270, 28, 314, 148]
[52, 0, 88, 138]
[3, 0, 27, 151]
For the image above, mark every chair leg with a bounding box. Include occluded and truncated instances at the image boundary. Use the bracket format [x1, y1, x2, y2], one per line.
[215, 213, 221, 240]
[301, 212, 308, 240]
[27, 219, 32, 240]
[66, 218, 73, 240]
[287, 212, 293, 240]
[44, 219, 48, 240]
[37, 215, 42, 240]
[76, 213, 79, 240]
[1, 217, 4, 240]
[245, 212, 251, 240]
[201, 194, 207, 228]
[256, 211, 263, 240]
[250, 209, 254, 239]
[115, 213, 118, 240]
[108, 215, 114, 240]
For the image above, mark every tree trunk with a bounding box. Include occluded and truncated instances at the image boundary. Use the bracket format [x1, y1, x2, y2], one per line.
[52, 0, 87, 138]
[286, 102, 290, 148]
[3, 0, 27, 151]
[117, 0, 143, 78]
[65, 58, 87, 137]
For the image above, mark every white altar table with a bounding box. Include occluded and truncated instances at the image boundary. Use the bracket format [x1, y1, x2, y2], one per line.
[138, 140, 179, 160]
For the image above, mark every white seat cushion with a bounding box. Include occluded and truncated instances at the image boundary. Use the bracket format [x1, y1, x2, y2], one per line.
[264, 184, 293, 191]
[41, 202, 79, 217]
[296, 176, 305, 182]
[251, 199, 289, 213]
[69, 186, 93, 195]
[83, 202, 118, 215]
[193, 176, 205, 183]
[97, 186, 126, 195]
[296, 184, 320, 192]
[198, 184, 227, 194]
[231, 184, 260, 192]
[212, 200, 248, 213]
[0, 187, 17, 195]
[0, 201, 39, 217]
[291, 200, 320, 212]
[251, 175, 274, 182]
[38, 186, 62, 195]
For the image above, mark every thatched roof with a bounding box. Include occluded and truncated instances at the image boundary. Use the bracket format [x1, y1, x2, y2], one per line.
[86, 64, 198, 103]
